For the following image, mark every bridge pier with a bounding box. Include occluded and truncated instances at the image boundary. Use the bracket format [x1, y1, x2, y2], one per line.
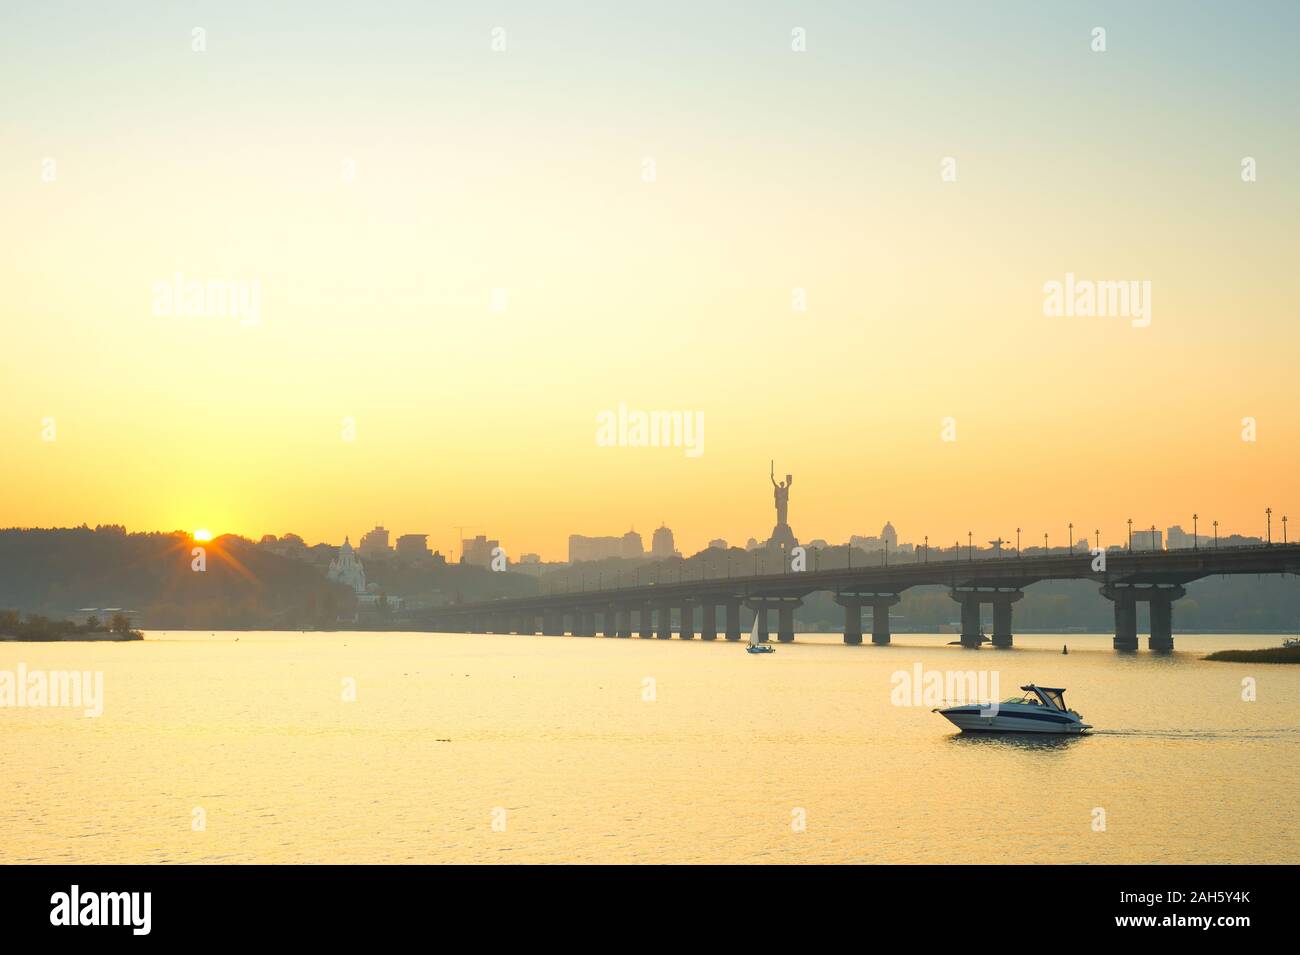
[579, 610, 597, 637]
[746, 597, 801, 643]
[543, 611, 564, 636]
[990, 592, 1023, 648]
[1148, 585, 1184, 652]
[1101, 584, 1183, 651]
[835, 598, 862, 645]
[679, 604, 695, 639]
[516, 613, 537, 635]
[1107, 588, 1138, 651]
[777, 605, 794, 643]
[700, 604, 717, 640]
[601, 607, 617, 638]
[616, 606, 632, 637]
[870, 595, 900, 645]
[656, 603, 673, 639]
[955, 593, 982, 648]
[638, 604, 653, 638]
[724, 600, 742, 640]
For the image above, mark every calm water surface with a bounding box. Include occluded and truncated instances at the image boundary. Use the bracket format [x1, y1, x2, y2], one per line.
[2, 631, 1296, 864]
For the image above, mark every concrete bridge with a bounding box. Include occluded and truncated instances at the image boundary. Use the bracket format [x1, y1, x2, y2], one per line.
[422, 544, 1300, 652]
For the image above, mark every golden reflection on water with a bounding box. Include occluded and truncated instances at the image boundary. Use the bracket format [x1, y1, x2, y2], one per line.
[1, 631, 1296, 864]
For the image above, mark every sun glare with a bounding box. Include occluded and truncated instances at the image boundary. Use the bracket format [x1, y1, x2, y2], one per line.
[193, 529, 212, 542]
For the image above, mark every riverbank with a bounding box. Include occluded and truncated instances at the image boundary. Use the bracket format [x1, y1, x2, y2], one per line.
[0, 630, 143, 642]
[1204, 645, 1300, 664]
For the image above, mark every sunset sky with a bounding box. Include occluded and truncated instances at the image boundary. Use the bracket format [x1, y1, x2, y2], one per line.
[3, 1, 1297, 560]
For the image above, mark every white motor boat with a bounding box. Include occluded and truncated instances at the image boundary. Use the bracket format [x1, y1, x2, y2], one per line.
[934, 684, 1091, 734]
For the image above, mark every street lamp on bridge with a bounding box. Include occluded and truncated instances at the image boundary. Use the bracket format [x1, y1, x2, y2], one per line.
[1068, 522, 1074, 555]
[1151, 524, 1158, 551]
[967, 531, 973, 561]
[1266, 507, 1272, 544]
[1044, 531, 1048, 555]
[1213, 520, 1219, 549]
[1284, 515, 1289, 544]
[1193, 513, 1198, 550]
[1095, 529, 1100, 551]
[924, 535, 928, 563]
[1016, 527, 1021, 557]
[1127, 518, 1133, 552]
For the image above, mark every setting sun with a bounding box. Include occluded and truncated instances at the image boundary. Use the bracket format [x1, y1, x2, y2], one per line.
[192, 529, 212, 542]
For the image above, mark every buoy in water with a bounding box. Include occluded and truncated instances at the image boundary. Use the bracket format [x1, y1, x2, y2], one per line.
[1062, 644, 1068, 655]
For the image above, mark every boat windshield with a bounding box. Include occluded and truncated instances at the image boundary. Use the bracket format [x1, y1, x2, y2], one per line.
[1039, 688, 1067, 711]
[1002, 694, 1040, 705]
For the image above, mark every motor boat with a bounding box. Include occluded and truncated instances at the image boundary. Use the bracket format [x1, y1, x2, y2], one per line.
[934, 684, 1091, 734]
[745, 615, 775, 654]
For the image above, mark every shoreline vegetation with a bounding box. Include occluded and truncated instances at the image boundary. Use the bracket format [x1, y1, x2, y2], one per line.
[1203, 645, 1300, 664]
[0, 611, 143, 642]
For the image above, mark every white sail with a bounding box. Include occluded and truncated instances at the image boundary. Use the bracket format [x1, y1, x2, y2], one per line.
[747, 614, 760, 647]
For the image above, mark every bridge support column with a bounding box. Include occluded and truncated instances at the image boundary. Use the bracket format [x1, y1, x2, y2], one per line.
[836, 599, 863, 645]
[1102, 586, 1138, 651]
[870, 595, 900, 645]
[990, 591, 1023, 648]
[1148, 585, 1184, 652]
[516, 613, 537, 635]
[724, 601, 742, 640]
[616, 607, 631, 637]
[756, 607, 769, 643]
[578, 610, 596, 637]
[637, 604, 652, 638]
[700, 604, 717, 640]
[656, 603, 673, 639]
[601, 607, 617, 637]
[953, 593, 982, 648]
[543, 611, 564, 636]
[679, 604, 694, 639]
[777, 604, 797, 643]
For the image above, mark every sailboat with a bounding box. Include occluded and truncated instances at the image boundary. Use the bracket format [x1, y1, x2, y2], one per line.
[745, 614, 775, 654]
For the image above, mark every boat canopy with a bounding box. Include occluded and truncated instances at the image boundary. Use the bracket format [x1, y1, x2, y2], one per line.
[1022, 685, 1068, 711]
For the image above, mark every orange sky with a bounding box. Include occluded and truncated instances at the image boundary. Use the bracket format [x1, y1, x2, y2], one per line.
[2, 4, 1296, 560]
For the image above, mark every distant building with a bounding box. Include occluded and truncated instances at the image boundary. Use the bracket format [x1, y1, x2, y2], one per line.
[1166, 525, 1214, 550]
[708, 538, 728, 550]
[461, 534, 499, 567]
[850, 534, 883, 552]
[1130, 528, 1164, 552]
[745, 537, 760, 551]
[569, 534, 624, 563]
[395, 533, 431, 561]
[621, 529, 644, 558]
[358, 525, 392, 558]
[328, 537, 367, 594]
[651, 525, 677, 558]
[881, 522, 898, 548]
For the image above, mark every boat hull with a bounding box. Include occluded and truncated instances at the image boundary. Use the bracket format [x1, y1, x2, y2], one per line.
[937, 707, 1090, 734]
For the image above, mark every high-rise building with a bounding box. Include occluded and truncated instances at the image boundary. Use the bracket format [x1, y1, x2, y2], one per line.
[569, 534, 624, 563]
[395, 533, 431, 561]
[621, 529, 644, 558]
[358, 525, 392, 557]
[461, 534, 500, 567]
[651, 524, 676, 558]
[1130, 528, 1164, 552]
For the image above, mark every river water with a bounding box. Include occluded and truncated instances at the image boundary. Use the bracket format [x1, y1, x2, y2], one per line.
[2, 631, 1295, 864]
